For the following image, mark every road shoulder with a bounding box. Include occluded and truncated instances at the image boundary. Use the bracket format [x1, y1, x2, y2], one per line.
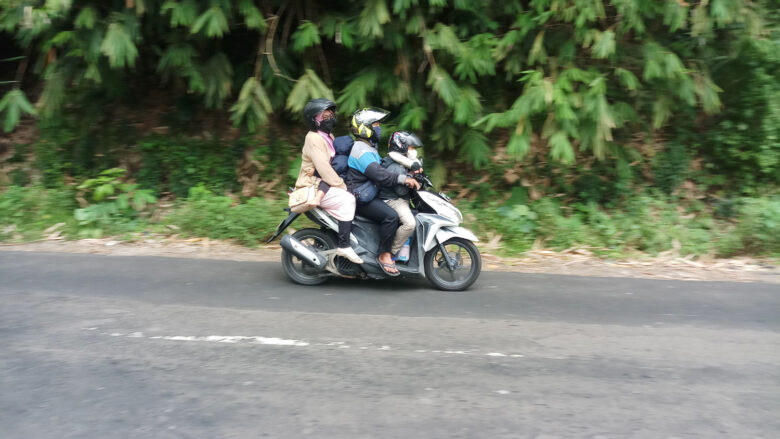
[1, 237, 778, 284]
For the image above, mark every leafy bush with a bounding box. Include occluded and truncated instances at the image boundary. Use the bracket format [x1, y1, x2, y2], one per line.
[164, 185, 287, 246]
[0, 185, 78, 241]
[699, 37, 780, 193]
[717, 198, 780, 257]
[136, 136, 243, 197]
[73, 168, 157, 238]
[467, 192, 732, 258]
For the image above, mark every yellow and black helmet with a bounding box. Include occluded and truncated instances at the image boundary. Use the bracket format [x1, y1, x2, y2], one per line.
[350, 107, 390, 139]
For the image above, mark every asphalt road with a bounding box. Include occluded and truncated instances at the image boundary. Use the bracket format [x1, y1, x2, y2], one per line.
[0, 251, 778, 438]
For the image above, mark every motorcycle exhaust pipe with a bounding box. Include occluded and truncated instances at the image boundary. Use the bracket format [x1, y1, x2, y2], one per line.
[280, 235, 327, 270]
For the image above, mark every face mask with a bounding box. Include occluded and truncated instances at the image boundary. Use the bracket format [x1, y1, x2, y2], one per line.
[407, 148, 418, 160]
[318, 118, 336, 134]
[372, 125, 381, 141]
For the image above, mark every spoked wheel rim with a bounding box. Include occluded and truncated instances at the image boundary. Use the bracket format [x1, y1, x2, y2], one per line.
[427, 239, 480, 290]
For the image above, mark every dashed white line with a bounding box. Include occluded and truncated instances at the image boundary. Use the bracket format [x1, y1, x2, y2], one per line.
[89, 328, 526, 359]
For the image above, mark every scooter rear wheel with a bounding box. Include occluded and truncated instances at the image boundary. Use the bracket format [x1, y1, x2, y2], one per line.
[281, 228, 335, 286]
[424, 238, 481, 291]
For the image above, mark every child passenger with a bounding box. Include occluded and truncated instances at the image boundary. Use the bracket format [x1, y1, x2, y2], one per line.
[378, 131, 424, 260]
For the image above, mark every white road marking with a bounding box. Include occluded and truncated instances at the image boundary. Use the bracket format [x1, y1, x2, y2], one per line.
[89, 328, 526, 359]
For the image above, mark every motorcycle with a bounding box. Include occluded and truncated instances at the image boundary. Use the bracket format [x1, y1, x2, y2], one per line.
[267, 174, 481, 291]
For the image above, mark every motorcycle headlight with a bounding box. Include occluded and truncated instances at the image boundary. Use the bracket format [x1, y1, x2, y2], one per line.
[427, 195, 462, 224]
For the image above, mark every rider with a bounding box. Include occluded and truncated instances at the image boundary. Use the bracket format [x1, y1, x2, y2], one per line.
[295, 98, 363, 264]
[345, 108, 420, 276]
[379, 131, 424, 259]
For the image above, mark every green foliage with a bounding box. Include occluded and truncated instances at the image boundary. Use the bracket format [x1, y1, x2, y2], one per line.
[136, 136, 243, 198]
[717, 198, 780, 257]
[3, 0, 775, 176]
[291, 21, 321, 53]
[464, 192, 771, 258]
[74, 168, 157, 237]
[285, 69, 333, 113]
[653, 141, 690, 195]
[696, 36, 780, 192]
[191, 6, 229, 38]
[0, 89, 35, 132]
[100, 18, 140, 68]
[0, 185, 78, 241]
[238, 0, 266, 31]
[230, 77, 272, 132]
[165, 185, 287, 246]
[0, 0, 778, 259]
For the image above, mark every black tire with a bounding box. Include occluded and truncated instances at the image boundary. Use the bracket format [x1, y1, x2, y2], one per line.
[424, 238, 481, 291]
[281, 228, 336, 286]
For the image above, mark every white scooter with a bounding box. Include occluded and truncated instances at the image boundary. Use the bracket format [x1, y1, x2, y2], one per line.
[267, 173, 481, 291]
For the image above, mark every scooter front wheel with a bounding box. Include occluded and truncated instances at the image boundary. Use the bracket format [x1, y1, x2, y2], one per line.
[424, 238, 481, 291]
[281, 228, 335, 286]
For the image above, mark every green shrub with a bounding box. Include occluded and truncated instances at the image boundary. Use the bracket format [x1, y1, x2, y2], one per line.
[73, 168, 157, 238]
[136, 136, 243, 197]
[165, 185, 287, 246]
[717, 198, 780, 257]
[467, 192, 733, 258]
[0, 185, 78, 241]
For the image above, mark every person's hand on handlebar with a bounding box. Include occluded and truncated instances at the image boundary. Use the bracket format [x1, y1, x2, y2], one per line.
[404, 176, 421, 190]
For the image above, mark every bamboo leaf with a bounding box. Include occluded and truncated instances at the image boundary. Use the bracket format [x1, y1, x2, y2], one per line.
[292, 21, 321, 53]
[426, 66, 460, 107]
[161, 0, 198, 28]
[506, 130, 531, 160]
[694, 72, 723, 114]
[454, 86, 482, 124]
[663, 0, 689, 32]
[454, 33, 497, 82]
[549, 131, 574, 164]
[230, 77, 272, 132]
[614, 67, 640, 91]
[100, 22, 138, 68]
[459, 129, 490, 169]
[286, 69, 334, 113]
[201, 52, 232, 108]
[652, 96, 673, 129]
[75, 7, 96, 29]
[358, 0, 390, 38]
[528, 30, 546, 65]
[337, 69, 379, 111]
[591, 30, 615, 59]
[0, 89, 36, 132]
[398, 104, 427, 131]
[191, 6, 228, 38]
[238, 0, 265, 31]
[428, 24, 463, 56]
[392, 0, 420, 15]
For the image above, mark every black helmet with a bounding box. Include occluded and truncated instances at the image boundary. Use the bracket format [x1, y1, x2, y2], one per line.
[388, 131, 423, 155]
[349, 107, 390, 139]
[303, 98, 336, 131]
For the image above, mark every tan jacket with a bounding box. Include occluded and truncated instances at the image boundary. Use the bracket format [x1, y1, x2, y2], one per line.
[295, 131, 346, 190]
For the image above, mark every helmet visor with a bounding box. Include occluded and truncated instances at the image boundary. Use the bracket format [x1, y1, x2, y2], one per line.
[402, 132, 423, 148]
[358, 107, 390, 125]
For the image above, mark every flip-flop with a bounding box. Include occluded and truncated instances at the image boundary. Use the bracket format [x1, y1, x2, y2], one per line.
[377, 258, 400, 277]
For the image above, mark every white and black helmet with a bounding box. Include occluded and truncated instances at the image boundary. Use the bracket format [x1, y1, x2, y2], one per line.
[388, 131, 423, 155]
